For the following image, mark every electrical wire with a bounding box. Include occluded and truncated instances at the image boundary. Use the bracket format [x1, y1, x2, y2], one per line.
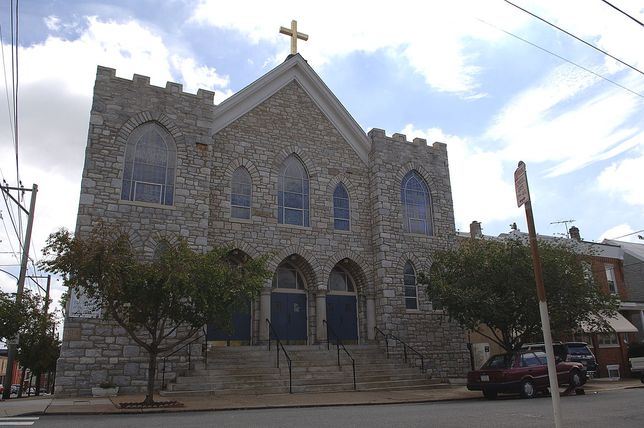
[0, 25, 16, 147]
[477, 18, 644, 99]
[503, 0, 644, 78]
[600, 0, 644, 28]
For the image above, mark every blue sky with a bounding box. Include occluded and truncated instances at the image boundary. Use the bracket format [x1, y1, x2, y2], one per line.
[0, 0, 643, 301]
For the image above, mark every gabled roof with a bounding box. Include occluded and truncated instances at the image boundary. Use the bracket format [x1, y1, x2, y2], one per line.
[604, 239, 644, 261]
[211, 54, 371, 164]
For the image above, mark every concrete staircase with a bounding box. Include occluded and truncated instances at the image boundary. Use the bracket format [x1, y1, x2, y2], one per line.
[160, 344, 441, 396]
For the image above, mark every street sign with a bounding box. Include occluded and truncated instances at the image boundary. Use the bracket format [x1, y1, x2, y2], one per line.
[514, 161, 530, 208]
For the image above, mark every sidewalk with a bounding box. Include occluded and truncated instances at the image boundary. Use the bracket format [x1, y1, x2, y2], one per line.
[0, 378, 641, 417]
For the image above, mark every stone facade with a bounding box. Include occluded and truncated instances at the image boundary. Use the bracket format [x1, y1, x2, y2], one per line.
[56, 55, 469, 396]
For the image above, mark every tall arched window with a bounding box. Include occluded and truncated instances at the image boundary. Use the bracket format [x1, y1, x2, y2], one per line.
[333, 183, 350, 231]
[404, 261, 418, 310]
[231, 167, 252, 219]
[121, 122, 176, 205]
[401, 171, 432, 235]
[278, 155, 309, 227]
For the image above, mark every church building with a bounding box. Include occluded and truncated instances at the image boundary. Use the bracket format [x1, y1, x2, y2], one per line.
[56, 33, 470, 395]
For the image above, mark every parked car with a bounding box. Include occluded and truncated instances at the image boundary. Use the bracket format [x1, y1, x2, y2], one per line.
[467, 350, 587, 399]
[628, 342, 644, 383]
[523, 342, 597, 377]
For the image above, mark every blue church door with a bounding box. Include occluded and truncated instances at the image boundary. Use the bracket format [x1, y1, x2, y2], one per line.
[326, 294, 358, 343]
[270, 292, 307, 344]
[207, 301, 251, 345]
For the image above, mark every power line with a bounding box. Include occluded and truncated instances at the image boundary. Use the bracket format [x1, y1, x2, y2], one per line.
[600, 0, 644, 28]
[503, 0, 644, 78]
[476, 18, 644, 99]
[608, 229, 644, 240]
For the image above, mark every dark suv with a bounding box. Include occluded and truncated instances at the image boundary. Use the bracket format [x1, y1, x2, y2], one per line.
[522, 342, 597, 377]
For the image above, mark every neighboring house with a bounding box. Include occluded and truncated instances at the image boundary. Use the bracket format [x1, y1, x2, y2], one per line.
[462, 222, 638, 377]
[56, 54, 470, 396]
[603, 239, 644, 344]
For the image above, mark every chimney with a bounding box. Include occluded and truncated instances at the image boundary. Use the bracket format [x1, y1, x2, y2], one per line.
[569, 226, 581, 241]
[470, 221, 482, 239]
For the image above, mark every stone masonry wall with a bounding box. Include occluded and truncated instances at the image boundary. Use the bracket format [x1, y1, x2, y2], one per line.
[56, 66, 215, 396]
[367, 129, 469, 379]
[211, 80, 374, 343]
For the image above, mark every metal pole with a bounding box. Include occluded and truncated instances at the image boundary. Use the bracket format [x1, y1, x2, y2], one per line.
[517, 163, 562, 428]
[3, 184, 37, 400]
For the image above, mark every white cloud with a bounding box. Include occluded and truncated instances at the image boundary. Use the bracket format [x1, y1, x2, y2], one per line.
[599, 224, 642, 243]
[597, 148, 644, 208]
[190, 0, 526, 96]
[400, 124, 516, 232]
[484, 62, 644, 176]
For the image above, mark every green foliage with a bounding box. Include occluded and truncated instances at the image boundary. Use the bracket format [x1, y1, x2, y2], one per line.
[420, 237, 619, 352]
[40, 222, 271, 403]
[0, 289, 41, 342]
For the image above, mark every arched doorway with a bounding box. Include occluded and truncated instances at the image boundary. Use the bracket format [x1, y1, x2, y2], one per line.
[207, 250, 252, 346]
[326, 264, 358, 343]
[271, 259, 308, 344]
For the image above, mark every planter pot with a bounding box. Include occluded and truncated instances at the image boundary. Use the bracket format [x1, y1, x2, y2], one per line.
[91, 386, 119, 397]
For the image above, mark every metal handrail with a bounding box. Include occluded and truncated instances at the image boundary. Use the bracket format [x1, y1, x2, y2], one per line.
[323, 320, 356, 391]
[161, 327, 207, 389]
[373, 326, 389, 359]
[265, 318, 293, 394]
[388, 332, 425, 373]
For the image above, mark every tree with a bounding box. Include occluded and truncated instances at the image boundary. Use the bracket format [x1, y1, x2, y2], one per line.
[0, 290, 34, 342]
[41, 223, 271, 405]
[420, 237, 619, 352]
[15, 293, 60, 397]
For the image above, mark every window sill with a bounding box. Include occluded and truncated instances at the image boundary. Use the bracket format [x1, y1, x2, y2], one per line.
[404, 232, 434, 239]
[333, 228, 352, 234]
[598, 344, 620, 349]
[230, 217, 253, 224]
[277, 223, 312, 231]
[119, 199, 175, 210]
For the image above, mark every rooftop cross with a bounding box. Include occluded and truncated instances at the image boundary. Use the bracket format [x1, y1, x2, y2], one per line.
[279, 20, 308, 55]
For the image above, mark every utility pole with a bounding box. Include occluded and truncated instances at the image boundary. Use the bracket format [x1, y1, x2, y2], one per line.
[514, 162, 562, 428]
[1, 183, 37, 400]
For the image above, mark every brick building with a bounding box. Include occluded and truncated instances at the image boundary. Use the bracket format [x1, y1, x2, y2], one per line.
[55, 54, 470, 396]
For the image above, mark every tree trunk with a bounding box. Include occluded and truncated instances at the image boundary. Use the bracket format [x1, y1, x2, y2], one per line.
[35, 372, 42, 396]
[17, 366, 26, 398]
[143, 351, 158, 405]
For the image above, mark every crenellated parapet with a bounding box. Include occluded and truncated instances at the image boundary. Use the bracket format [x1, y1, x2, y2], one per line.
[95, 66, 215, 104]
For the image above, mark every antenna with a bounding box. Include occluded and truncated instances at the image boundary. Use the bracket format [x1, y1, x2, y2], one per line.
[550, 219, 575, 238]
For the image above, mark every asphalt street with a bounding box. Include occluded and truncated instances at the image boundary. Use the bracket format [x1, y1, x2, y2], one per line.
[31, 387, 644, 428]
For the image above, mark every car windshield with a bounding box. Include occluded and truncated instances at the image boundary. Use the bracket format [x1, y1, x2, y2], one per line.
[567, 345, 591, 355]
[484, 354, 514, 369]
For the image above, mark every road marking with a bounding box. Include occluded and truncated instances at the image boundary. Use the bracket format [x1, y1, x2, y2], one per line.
[0, 417, 39, 426]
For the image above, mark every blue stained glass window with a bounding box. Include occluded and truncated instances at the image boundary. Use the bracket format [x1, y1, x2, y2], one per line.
[121, 122, 176, 206]
[401, 171, 433, 235]
[333, 183, 350, 231]
[278, 156, 309, 226]
[231, 167, 252, 219]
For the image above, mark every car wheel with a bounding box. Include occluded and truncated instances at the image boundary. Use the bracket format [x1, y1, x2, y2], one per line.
[569, 369, 583, 388]
[520, 380, 537, 399]
[482, 389, 497, 400]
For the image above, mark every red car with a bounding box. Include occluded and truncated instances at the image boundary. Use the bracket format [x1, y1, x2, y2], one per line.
[467, 350, 587, 399]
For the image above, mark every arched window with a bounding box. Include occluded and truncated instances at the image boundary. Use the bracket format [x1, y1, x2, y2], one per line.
[333, 183, 350, 231]
[401, 171, 432, 235]
[328, 265, 355, 292]
[278, 156, 309, 227]
[273, 261, 306, 290]
[121, 122, 176, 205]
[153, 241, 171, 261]
[404, 261, 418, 310]
[231, 167, 252, 219]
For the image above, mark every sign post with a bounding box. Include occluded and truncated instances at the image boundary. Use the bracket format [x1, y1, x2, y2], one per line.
[514, 161, 562, 428]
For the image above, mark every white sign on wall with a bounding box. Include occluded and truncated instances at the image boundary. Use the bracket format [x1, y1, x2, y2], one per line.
[69, 289, 102, 318]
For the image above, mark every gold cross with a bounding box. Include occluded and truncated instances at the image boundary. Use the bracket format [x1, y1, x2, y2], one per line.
[279, 20, 308, 55]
